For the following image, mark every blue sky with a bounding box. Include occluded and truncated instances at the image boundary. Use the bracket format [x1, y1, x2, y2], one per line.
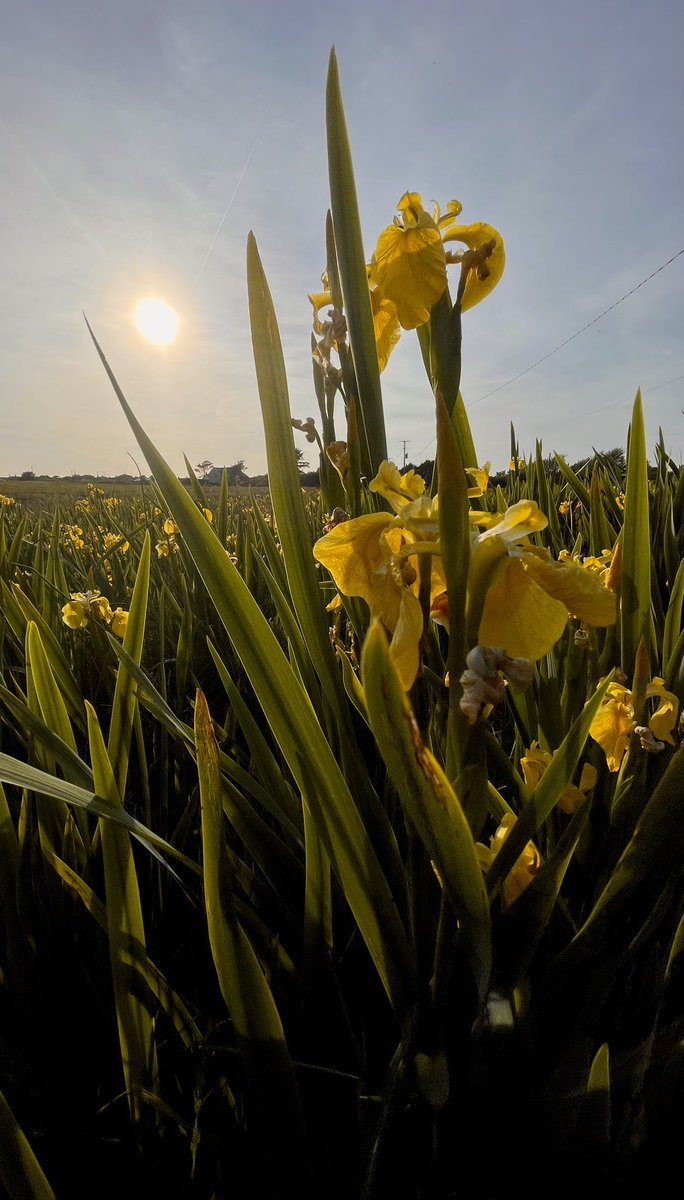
[1, 0, 682, 478]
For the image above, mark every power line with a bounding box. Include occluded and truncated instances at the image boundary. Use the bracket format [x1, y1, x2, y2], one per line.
[470, 249, 684, 408]
[410, 250, 684, 461]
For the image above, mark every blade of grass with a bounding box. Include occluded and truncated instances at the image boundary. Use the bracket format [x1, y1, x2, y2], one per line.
[0, 750, 200, 875]
[195, 688, 313, 1195]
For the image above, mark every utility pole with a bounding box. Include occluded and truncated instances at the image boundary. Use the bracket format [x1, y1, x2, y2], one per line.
[400, 440, 409, 469]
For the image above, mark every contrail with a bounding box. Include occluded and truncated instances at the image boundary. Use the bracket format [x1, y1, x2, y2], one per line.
[192, 142, 258, 289]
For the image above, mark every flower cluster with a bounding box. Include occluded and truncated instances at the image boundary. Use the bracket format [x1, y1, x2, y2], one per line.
[102, 531, 130, 554]
[0, 494, 16, 506]
[61, 590, 128, 637]
[313, 461, 616, 692]
[62, 524, 85, 550]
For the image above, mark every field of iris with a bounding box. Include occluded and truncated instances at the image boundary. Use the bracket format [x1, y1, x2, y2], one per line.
[1, 50, 682, 1200]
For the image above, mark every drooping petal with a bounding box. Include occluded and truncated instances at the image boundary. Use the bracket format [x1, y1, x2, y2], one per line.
[442, 221, 506, 310]
[370, 291, 401, 371]
[488, 813, 541, 906]
[521, 743, 552, 791]
[389, 588, 424, 691]
[646, 680, 679, 745]
[589, 692, 635, 772]
[62, 601, 88, 629]
[521, 550, 617, 626]
[313, 513, 395, 614]
[478, 557, 570, 660]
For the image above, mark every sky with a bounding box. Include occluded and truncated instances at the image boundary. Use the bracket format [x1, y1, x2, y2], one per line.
[1, 0, 683, 479]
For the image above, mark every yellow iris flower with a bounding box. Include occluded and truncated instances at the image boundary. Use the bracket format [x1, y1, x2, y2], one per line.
[370, 193, 505, 330]
[589, 677, 679, 772]
[521, 742, 598, 814]
[309, 192, 504, 373]
[476, 814, 541, 906]
[314, 513, 424, 690]
[313, 461, 445, 690]
[469, 501, 617, 660]
[315, 470, 617, 690]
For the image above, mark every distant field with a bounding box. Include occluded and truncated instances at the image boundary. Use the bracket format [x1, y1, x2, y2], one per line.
[0, 478, 258, 512]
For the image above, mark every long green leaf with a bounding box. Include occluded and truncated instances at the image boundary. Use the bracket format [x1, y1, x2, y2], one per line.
[247, 232, 341, 710]
[620, 389, 651, 672]
[87, 700, 158, 1121]
[0, 750, 200, 875]
[326, 47, 386, 476]
[0, 1088, 56, 1200]
[362, 620, 491, 1002]
[85, 318, 413, 1017]
[107, 531, 150, 797]
[195, 688, 313, 1195]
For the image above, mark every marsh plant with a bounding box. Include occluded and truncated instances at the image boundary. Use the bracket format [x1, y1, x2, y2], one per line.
[0, 50, 682, 1200]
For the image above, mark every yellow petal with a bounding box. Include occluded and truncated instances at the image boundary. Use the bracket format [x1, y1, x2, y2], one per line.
[370, 291, 401, 371]
[648, 688, 679, 745]
[370, 460, 425, 510]
[590, 697, 634, 772]
[442, 221, 506, 310]
[313, 513, 401, 626]
[521, 551, 617, 626]
[558, 782, 589, 815]
[308, 288, 332, 314]
[477, 499, 548, 544]
[389, 588, 424, 691]
[61, 601, 87, 629]
[111, 608, 129, 638]
[478, 557, 569, 660]
[371, 207, 447, 329]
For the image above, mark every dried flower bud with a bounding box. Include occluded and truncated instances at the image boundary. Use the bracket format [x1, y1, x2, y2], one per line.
[634, 725, 665, 754]
[459, 645, 532, 723]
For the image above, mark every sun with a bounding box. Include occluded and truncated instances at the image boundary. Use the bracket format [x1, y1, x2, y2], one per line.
[133, 297, 179, 346]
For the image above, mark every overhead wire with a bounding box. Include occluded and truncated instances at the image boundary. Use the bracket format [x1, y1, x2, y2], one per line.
[409, 249, 684, 462]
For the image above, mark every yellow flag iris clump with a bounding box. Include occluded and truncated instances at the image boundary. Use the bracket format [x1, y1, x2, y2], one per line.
[314, 466, 616, 691]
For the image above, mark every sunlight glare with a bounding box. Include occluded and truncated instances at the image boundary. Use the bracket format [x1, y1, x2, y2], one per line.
[134, 297, 179, 346]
